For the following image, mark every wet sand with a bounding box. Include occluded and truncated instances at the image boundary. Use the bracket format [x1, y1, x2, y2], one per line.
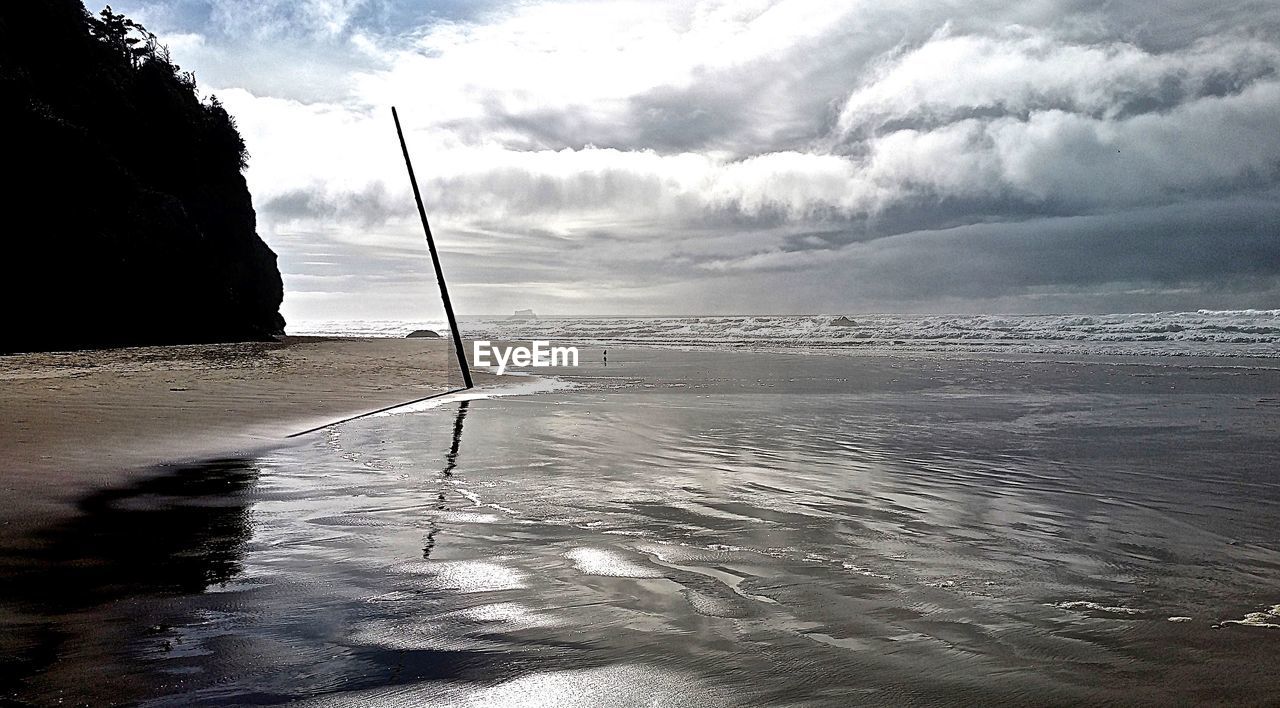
[4, 347, 1280, 705]
[0, 337, 479, 538]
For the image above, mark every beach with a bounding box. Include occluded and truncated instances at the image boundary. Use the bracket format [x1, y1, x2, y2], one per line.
[3, 338, 1280, 705]
[8, 0, 1278, 702]
[0, 337, 482, 539]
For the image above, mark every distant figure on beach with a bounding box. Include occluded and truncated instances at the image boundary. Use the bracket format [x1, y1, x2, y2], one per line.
[604, 349, 608, 366]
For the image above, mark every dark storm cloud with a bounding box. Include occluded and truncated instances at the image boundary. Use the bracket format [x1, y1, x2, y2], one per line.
[672, 192, 1280, 314]
[848, 193, 1280, 301]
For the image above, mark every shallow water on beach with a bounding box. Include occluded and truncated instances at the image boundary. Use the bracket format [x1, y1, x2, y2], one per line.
[6, 349, 1280, 705]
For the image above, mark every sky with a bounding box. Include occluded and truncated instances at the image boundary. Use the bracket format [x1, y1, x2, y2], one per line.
[103, 0, 1280, 320]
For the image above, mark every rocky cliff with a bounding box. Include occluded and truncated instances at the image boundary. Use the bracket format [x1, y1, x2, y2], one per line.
[0, 2, 285, 353]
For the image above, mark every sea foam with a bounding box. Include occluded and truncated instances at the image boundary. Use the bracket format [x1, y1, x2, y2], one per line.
[292, 310, 1280, 358]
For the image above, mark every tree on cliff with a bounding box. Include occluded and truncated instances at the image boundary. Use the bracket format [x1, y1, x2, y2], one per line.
[0, 1, 285, 353]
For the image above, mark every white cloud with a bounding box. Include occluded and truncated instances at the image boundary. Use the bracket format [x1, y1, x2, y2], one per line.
[836, 30, 1280, 136]
[122, 0, 1280, 317]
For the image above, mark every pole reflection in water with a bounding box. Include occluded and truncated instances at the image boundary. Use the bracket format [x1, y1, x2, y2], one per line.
[442, 400, 469, 478]
[424, 400, 470, 559]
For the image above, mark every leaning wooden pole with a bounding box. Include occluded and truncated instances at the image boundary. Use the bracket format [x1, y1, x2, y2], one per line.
[392, 107, 474, 389]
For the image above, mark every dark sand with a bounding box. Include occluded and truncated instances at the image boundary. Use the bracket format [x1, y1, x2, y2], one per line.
[0, 337, 481, 538]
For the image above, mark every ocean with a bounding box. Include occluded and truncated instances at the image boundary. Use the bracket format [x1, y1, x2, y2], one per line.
[292, 309, 1280, 358]
[6, 316, 1280, 705]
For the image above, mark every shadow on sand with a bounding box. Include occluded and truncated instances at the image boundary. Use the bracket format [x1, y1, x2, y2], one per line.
[0, 458, 260, 705]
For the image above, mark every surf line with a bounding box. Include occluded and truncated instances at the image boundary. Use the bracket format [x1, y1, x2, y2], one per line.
[392, 105, 474, 389]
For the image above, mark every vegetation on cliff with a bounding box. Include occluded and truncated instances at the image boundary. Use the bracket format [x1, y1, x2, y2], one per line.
[0, 2, 285, 352]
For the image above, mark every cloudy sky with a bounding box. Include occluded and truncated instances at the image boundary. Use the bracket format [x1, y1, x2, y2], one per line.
[106, 0, 1279, 320]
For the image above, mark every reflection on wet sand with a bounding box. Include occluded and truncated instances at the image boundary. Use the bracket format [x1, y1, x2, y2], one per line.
[0, 459, 260, 706]
[425, 401, 468, 559]
[125, 396, 666, 707]
[231, 356, 1275, 707]
[4, 351, 1280, 706]
[443, 400, 469, 478]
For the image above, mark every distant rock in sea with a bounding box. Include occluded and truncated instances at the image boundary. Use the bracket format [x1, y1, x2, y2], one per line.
[406, 329, 440, 338]
[508, 309, 538, 321]
[0, 1, 285, 353]
[830, 316, 859, 326]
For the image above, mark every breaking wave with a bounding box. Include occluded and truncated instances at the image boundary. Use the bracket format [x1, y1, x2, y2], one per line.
[292, 310, 1280, 357]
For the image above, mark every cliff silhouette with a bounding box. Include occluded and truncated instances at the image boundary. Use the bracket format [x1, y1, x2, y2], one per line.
[0, 2, 285, 353]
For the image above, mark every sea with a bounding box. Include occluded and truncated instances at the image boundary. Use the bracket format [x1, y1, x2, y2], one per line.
[6, 310, 1280, 706]
[292, 309, 1280, 358]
